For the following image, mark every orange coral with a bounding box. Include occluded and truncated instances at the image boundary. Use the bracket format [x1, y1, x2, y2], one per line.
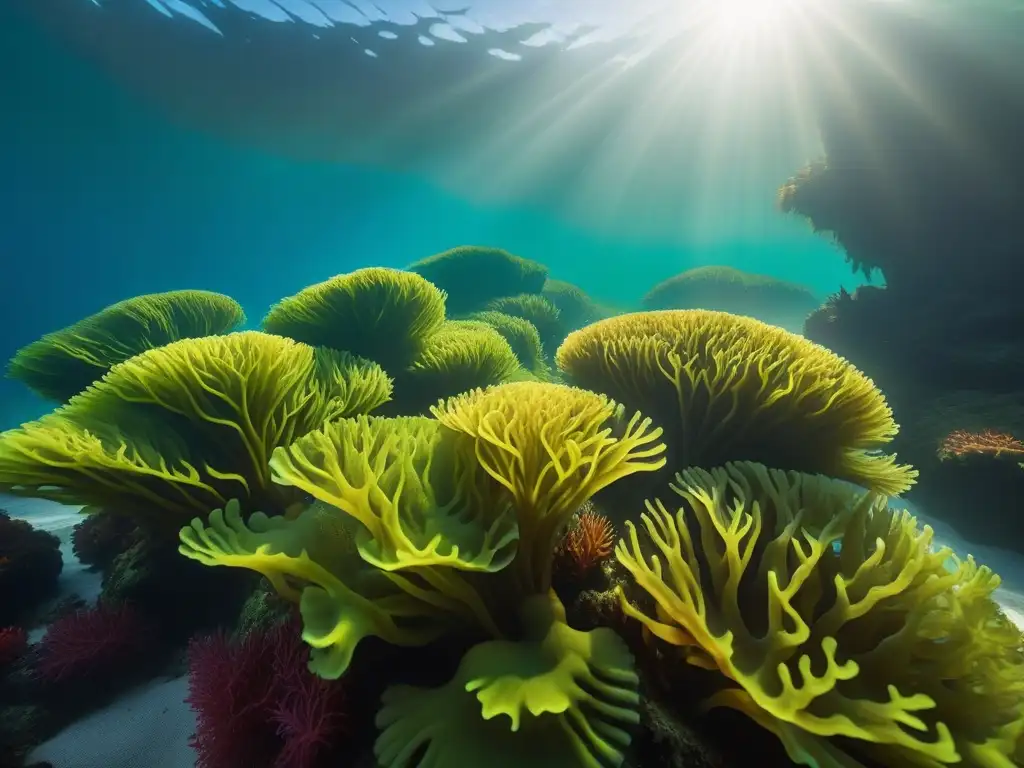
[558, 509, 615, 575]
[938, 429, 1024, 460]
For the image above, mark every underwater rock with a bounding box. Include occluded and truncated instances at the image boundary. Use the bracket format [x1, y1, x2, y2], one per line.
[0, 510, 62, 626]
[230, 585, 292, 641]
[70, 510, 140, 572]
[0, 704, 49, 767]
[103, 532, 255, 644]
[625, 698, 727, 768]
[802, 284, 1024, 553]
[781, 2, 1024, 295]
[893, 392, 1024, 552]
[785, 4, 1024, 554]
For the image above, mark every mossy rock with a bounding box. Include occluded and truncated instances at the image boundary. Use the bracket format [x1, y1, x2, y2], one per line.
[642, 266, 820, 333]
[541, 279, 606, 332]
[409, 246, 548, 315]
[0, 511, 63, 626]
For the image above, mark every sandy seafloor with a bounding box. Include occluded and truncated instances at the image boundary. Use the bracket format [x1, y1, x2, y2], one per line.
[4, 492, 1024, 768]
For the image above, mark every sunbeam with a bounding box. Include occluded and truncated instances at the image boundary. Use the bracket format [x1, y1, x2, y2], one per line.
[13, 0, 1022, 242]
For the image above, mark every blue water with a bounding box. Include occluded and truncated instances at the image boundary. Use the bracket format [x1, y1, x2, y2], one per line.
[0, 1, 872, 429]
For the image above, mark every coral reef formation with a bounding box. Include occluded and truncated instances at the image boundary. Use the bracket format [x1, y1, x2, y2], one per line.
[71, 510, 139, 571]
[1, 238, 1020, 767]
[555, 507, 616, 578]
[938, 429, 1024, 463]
[484, 293, 566, 357]
[467, 310, 547, 375]
[180, 380, 665, 765]
[390, 320, 523, 413]
[641, 266, 819, 334]
[259, 266, 538, 414]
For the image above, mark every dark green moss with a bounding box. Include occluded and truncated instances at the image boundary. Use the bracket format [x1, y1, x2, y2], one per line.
[409, 246, 548, 315]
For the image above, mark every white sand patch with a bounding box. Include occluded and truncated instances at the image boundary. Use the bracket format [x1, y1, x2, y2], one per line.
[28, 675, 197, 768]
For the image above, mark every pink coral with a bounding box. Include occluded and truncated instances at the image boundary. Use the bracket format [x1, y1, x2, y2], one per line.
[187, 618, 346, 768]
[37, 602, 149, 682]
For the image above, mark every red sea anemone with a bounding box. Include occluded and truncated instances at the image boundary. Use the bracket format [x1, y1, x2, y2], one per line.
[186, 618, 346, 768]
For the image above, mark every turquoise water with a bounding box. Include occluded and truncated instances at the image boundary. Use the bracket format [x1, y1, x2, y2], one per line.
[0, 0, 879, 429]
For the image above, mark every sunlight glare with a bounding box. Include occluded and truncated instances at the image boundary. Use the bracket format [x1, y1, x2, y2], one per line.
[705, 0, 806, 42]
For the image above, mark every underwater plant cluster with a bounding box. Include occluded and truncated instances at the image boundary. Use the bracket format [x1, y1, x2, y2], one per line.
[0, 244, 1021, 768]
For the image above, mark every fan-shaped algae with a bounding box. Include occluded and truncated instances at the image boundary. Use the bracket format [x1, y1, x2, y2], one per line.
[557, 309, 916, 495]
[616, 461, 1024, 768]
[7, 289, 245, 402]
[262, 267, 446, 373]
[0, 332, 391, 525]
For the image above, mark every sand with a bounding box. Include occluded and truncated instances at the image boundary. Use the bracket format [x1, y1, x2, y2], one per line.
[5, 493, 1024, 767]
[26, 675, 196, 768]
